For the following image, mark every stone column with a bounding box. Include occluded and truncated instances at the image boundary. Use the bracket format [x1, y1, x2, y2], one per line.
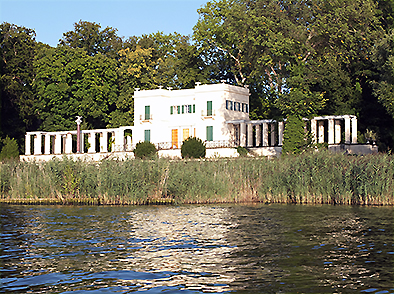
[80, 133, 84, 153]
[88, 132, 96, 153]
[65, 133, 73, 154]
[351, 117, 358, 144]
[44, 134, 51, 155]
[247, 124, 253, 147]
[255, 124, 261, 147]
[114, 129, 124, 152]
[318, 120, 325, 144]
[278, 121, 284, 146]
[54, 133, 62, 154]
[126, 135, 132, 151]
[100, 131, 108, 152]
[344, 117, 351, 144]
[270, 123, 276, 146]
[25, 133, 31, 155]
[262, 123, 268, 147]
[34, 133, 42, 155]
[335, 120, 341, 144]
[240, 122, 247, 147]
[310, 119, 317, 144]
[328, 119, 335, 145]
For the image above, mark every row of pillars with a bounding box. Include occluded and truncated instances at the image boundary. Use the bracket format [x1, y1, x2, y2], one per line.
[25, 129, 132, 156]
[237, 121, 285, 148]
[311, 116, 357, 145]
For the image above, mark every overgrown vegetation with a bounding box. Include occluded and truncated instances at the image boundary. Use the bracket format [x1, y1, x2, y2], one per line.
[1, 152, 393, 205]
[0, 137, 20, 161]
[181, 137, 206, 159]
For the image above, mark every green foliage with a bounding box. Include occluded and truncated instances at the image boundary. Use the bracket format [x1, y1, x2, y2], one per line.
[59, 20, 122, 58]
[1, 153, 394, 205]
[282, 115, 308, 155]
[33, 45, 118, 131]
[133, 141, 157, 159]
[0, 23, 38, 143]
[0, 137, 19, 161]
[236, 146, 249, 157]
[181, 137, 206, 159]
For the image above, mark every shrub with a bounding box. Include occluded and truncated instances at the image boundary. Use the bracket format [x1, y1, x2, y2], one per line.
[236, 146, 249, 157]
[0, 137, 19, 161]
[181, 137, 206, 159]
[133, 141, 157, 159]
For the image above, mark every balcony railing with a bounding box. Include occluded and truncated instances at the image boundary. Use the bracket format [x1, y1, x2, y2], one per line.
[140, 114, 153, 121]
[154, 140, 237, 150]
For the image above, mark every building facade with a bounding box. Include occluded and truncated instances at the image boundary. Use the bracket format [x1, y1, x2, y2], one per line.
[21, 83, 377, 161]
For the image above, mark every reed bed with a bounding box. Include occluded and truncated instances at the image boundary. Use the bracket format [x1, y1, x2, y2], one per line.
[0, 151, 393, 205]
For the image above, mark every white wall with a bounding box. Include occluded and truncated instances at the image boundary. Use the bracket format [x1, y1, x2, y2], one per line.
[133, 83, 250, 147]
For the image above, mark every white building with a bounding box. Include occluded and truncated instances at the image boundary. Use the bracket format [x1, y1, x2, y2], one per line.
[21, 83, 377, 161]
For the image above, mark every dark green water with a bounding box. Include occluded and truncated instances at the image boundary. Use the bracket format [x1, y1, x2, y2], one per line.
[1, 204, 393, 293]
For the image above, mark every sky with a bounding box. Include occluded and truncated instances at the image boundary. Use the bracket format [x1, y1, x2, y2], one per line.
[0, 0, 208, 47]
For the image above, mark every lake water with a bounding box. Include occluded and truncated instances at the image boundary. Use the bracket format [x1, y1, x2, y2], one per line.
[1, 204, 393, 293]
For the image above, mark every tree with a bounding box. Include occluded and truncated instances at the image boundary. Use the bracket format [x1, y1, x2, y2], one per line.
[0, 22, 38, 145]
[282, 115, 308, 155]
[59, 20, 122, 58]
[34, 45, 118, 131]
[194, 0, 384, 119]
[0, 136, 19, 161]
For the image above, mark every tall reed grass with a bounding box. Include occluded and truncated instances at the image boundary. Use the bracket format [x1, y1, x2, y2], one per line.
[1, 151, 393, 205]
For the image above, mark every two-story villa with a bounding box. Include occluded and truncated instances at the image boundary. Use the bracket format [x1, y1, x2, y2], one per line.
[21, 82, 376, 161]
[133, 82, 249, 149]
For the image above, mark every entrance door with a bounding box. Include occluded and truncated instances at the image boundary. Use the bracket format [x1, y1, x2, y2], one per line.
[171, 129, 178, 148]
[183, 129, 189, 141]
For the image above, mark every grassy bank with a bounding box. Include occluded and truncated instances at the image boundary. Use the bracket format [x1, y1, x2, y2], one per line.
[1, 151, 393, 205]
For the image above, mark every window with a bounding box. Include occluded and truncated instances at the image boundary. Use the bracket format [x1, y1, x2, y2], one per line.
[145, 106, 150, 120]
[144, 130, 151, 142]
[171, 129, 178, 148]
[229, 101, 233, 110]
[207, 101, 212, 116]
[177, 106, 180, 114]
[245, 104, 249, 113]
[206, 126, 213, 141]
[182, 105, 185, 114]
[170, 106, 173, 115]
[193, 104, 195, 113]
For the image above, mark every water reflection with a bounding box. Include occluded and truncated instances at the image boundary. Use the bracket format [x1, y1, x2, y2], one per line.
[0, 204, 393, 293]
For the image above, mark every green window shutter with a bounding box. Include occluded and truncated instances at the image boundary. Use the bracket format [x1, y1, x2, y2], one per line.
[182, 105, 185, 114]
[170, 106, 173, 115]
[145, 106, 150, 120]
[193, 104, 195, 113]
[206, 126, 213, 141]
[144, 130, 151, 142]
[177, 106, 180, 114]
[207, 101, 212, 116]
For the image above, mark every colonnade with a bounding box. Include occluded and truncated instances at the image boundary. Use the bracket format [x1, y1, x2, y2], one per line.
[25, 127, 133, 156]
[230, 119, 284, 148]
[229, 115, 358, 148]
[310, 115, 357, 145]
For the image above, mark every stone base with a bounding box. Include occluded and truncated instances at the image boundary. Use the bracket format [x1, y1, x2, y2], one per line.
[328, 144, 378, 155]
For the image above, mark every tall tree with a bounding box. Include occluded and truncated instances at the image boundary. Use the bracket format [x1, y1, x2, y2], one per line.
[0, 22, 38, 147]
[194, 0, 384, 118]
[59, 20, 122, 58]
[34, 45, 118, 131]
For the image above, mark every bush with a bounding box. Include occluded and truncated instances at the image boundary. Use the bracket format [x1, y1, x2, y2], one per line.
[133, 141, 157, 159]
[181, 137, 206, 159]
[236, 146, 249, 157]
[0, 137, 19, 161]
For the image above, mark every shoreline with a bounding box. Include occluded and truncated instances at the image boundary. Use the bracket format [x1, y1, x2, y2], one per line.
[1, 151, 393, 206]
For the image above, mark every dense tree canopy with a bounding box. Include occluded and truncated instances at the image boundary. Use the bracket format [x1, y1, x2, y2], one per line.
[0, 23, 37, 145]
